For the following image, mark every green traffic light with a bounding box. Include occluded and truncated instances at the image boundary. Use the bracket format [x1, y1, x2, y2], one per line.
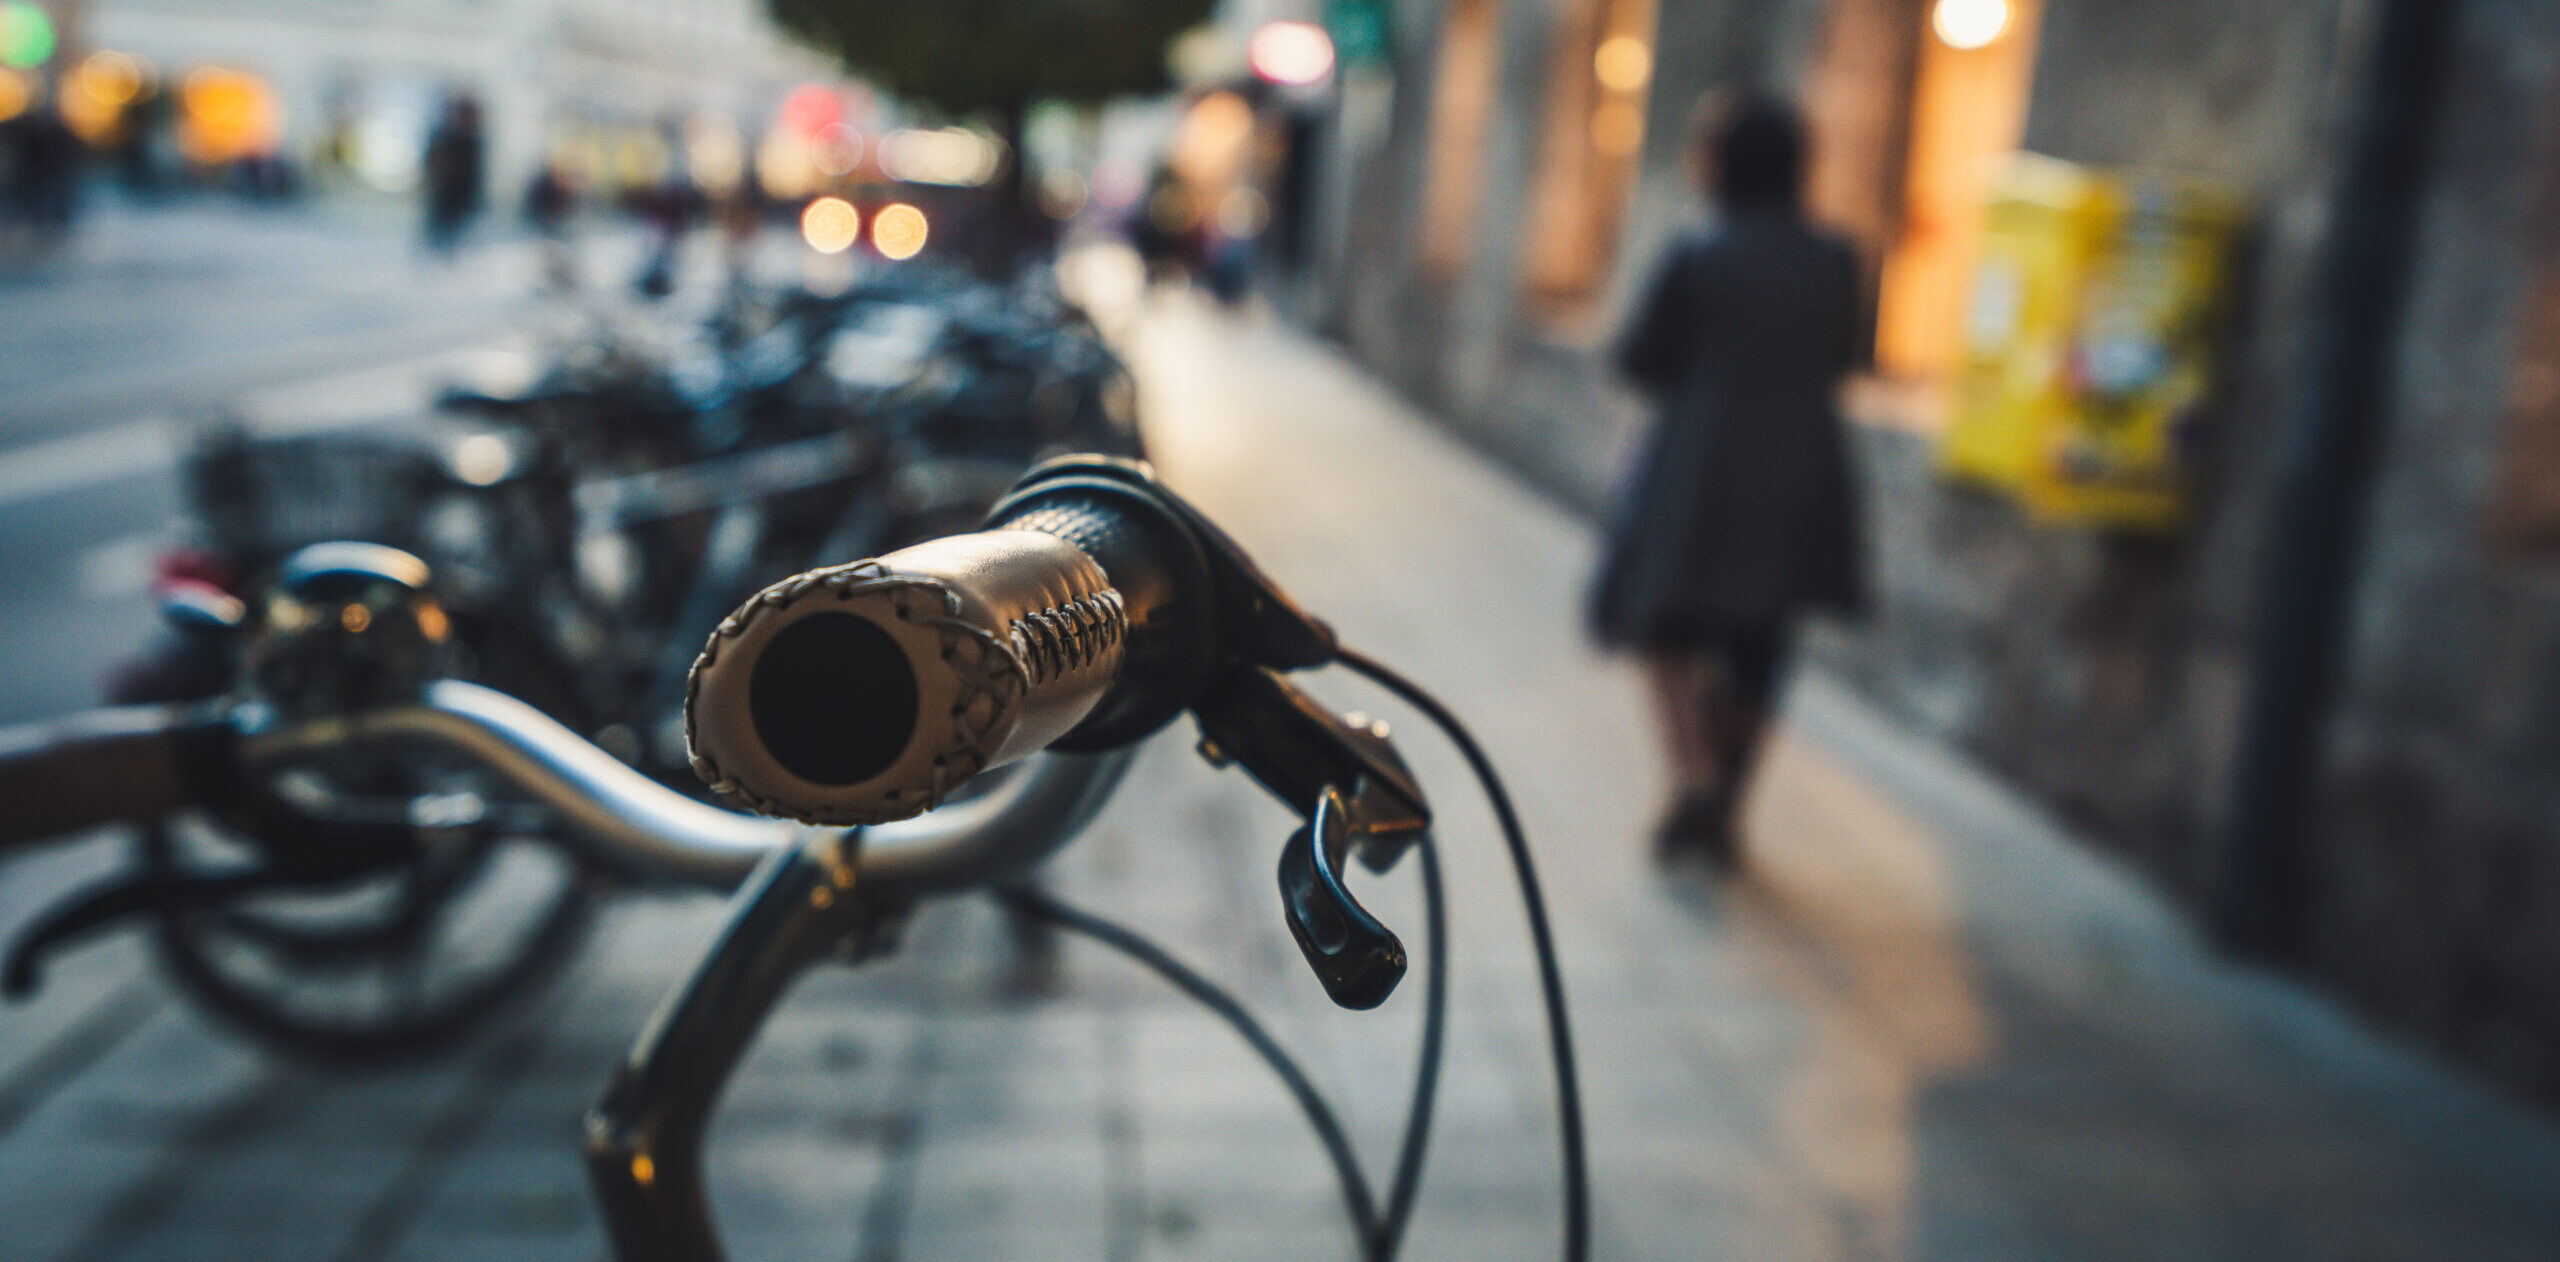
[0, 3, 56, 70]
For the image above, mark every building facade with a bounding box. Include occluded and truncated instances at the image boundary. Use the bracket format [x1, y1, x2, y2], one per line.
[51, 0, 828, 197]
[1293, 0, 2560, 1103]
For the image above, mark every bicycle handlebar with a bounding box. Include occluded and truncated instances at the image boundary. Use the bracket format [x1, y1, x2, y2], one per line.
[241, 680, 1130, 900]
[685, 456, 1333, 826]
[0, 679, 1128, 908]
[244, 681, 800, 889]
[0, 705, 221, 852]
[591, 461, 1451, 1262]
[0, 455, 1477, 1262]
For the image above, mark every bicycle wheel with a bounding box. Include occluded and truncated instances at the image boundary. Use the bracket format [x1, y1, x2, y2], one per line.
[139, 802, 595, 1067]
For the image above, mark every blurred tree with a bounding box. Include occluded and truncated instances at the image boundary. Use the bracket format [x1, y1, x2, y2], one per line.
[769, 0, 1214, 270]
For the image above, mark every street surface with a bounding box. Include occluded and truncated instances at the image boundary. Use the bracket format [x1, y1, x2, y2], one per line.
[2, 203, 2557, 1260]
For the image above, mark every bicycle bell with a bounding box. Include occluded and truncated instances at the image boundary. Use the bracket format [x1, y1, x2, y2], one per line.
[247, 542, 456, 718]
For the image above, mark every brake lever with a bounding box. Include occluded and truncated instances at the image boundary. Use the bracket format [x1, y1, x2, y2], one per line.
[1278, 785, 1408, 1010]
[5, 867, 290, 997]
[1193, 666, 1429, 859]
[4, 760, 427, 999]
[988, 459, 1427, 1008]
[1191, 666, 1430, 1009]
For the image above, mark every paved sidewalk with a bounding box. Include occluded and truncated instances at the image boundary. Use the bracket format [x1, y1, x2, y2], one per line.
[2, 272, 2557, 1261]
[1072, 287, 2560, 1260]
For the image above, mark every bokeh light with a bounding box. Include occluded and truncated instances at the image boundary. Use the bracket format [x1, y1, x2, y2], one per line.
[871, 202, 928, 260]
[0, 3, 55, 71]
[1248, 21, 1335, 86]
[1594, 36, 1652, 93]
[1172, 91, 1255, 186]
[1039, 169, 1090, 221]
[1932, 0, 2011, 49]
[757, 129, 816, 199]
[448, 434, 515, 487]
[179, 67, 283, 164]
[1089, 157, 1142, 210]
[64, 51, 148, 143]
[809, 123, 863, 177]
[800, 196, 861, 254]
[77, 52, 145, 108]
[779, 84, 840, 138]
[1591, 98, 1644, 157]
[612, 130, 670, 188]
[880, 127, 1001, 187]
[0, 67, 27, 122]
[358, 99, 439, 193]
[684, 111, 744, 195]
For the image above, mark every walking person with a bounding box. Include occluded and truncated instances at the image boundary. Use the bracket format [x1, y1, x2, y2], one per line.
[523, 157, 578, 292]
[1588, 93, 1867, 871]
[421, 95, 486, 256]
[628, 169, 696, 300]
[2, 98, 82, 255]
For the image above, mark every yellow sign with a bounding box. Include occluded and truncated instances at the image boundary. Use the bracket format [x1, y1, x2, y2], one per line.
[1938, 154, 2243, 530]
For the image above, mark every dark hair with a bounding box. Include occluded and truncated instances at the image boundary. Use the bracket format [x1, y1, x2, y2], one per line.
[1696, 93, 1806, 212]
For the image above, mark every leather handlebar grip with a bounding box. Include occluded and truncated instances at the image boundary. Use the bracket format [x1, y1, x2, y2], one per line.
[684, 531, 1127, 826]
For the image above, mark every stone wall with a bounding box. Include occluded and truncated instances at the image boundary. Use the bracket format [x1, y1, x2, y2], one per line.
[2296, 0, 2560, 1099]
[1303, 0, 2560, 1103]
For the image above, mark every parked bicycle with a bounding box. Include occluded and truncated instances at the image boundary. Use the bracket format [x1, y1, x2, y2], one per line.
[3, 456, 1587, 1261]
[91, 282, 1146, 1061]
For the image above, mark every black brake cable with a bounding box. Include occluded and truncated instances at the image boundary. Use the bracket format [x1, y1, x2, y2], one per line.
[1335, 646, 1590, 1262]
[1368, 832, 1445, 1261]
[994, 884, 1385, 1241]
[990, 651, 1571, 1260]
[998, 821, 1450, 1262]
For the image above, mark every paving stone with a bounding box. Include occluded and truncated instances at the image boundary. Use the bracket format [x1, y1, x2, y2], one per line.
[5, 270, 2560, 1261]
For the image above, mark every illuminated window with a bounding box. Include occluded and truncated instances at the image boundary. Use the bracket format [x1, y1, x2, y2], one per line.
[1517, 0, 1656, 312]
[1873, 0, 2045, 378]
[1419, 0, 1499, 277]
[1800, 0, 1929, 282]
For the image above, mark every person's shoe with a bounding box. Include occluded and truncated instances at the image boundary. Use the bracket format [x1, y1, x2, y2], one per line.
[1651, 792, 1715, 865]
[1653, 791, 1744, 873]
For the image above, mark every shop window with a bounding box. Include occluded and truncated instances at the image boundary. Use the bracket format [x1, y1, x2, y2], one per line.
[1516, 0, 1656, 313]
[1419, 0, 1500, 277]
[1801, 0, 1926, 272]
[1873, 0, 2044, 381]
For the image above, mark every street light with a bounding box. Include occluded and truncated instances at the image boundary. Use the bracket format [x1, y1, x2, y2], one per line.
[801, 197, 861, 255]
[871, 203, 928, 260]
[1249, 21, 1335, 87]
[1931, 0, 2010, 50]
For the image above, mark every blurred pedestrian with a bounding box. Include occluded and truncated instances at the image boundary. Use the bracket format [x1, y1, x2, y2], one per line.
[629, 171, 697, 300]
[421, 95, 486, 255]
[1588, 93, 1866, 871]
[523, 158, 578, 292]
[1128, 165, 1200, 287]
[714, 167, 766, 297]
[2, 98, 82, 253]
[111, 87, 172, 196]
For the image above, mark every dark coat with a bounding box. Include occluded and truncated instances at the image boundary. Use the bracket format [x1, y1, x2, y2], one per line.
[1589, 211, 1867, 647]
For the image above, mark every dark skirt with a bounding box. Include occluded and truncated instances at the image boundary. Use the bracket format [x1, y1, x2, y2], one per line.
[1585, 399, 1864, 651]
